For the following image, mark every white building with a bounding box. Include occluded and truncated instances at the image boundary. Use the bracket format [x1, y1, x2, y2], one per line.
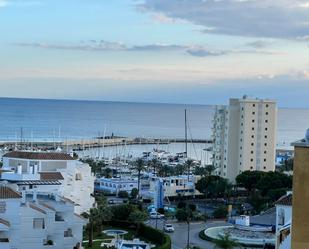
[1, 151, 95, 214]
[212, 96, 277, 182]
[275, 193, 292, 249]
[147, 175, 201, 199]
[0, 184, 86, 249]
[94, 177, 138, 195]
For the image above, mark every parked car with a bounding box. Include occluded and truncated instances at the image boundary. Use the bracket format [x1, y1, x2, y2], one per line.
[108, 199, 115, 204]
[149, 212, 165, 219]
[164, 224, 174, 233]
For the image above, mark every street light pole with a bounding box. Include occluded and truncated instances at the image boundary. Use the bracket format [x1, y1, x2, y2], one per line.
[187, 218, 190, 249]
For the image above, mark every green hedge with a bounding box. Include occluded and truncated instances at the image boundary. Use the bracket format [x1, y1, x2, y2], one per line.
[137, 223, 171, 249]
[105, 221, 171, 249]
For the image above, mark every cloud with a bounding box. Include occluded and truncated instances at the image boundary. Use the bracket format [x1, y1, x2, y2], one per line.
[137, 0, 309, 39]
[0, 0, 7, 7]
[14, 40, 279, 57]
[245, 40, 272, 48]
[186, 47, 227, 57]
[0, 0, 42, 7]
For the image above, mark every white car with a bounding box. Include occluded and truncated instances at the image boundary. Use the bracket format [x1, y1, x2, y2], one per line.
[164, 224, 174, 233]
[149, 212, 164, 219]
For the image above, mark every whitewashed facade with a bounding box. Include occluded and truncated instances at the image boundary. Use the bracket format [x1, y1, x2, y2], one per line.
[147, 175, 201, 198]
[212, 96, 277, 182]
[0, 185, 86, 249]
[1, 151, 95, 214]
[275, 193, 292, 249]
[94, 177, 138, 195]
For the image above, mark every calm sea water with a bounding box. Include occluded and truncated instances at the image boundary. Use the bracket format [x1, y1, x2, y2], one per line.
[0, 98, 308, 149]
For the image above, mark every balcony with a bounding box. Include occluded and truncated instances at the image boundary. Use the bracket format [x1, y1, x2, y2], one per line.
[0, 238, 10, 249]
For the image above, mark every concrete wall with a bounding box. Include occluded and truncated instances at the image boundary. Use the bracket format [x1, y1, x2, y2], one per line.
[292, 146, 309, 249]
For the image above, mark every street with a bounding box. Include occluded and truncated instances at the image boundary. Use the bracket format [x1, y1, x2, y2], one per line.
[146, 219, 229, 249]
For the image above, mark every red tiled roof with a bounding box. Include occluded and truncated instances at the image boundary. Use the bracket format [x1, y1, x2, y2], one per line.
[0, 218, 10, 227]
[3, 151, 74, 160]
[0, 186, 22, 199]
[29, 203, 47, 214]
[39, 172, 64, 181]
[276, 194, 293, 206]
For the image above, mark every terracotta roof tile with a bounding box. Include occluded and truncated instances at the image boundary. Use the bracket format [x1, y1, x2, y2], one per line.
[3, 151, 74, 160]
[0, 186, 22, 199]
[0, 218, 10, 227]
[276, 194, 293, 206]
[29, 203, 47, 214]
[39, 172, 64, 181]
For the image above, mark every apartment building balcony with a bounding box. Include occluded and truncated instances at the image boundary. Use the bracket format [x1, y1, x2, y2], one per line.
[0, 239, 10, 249]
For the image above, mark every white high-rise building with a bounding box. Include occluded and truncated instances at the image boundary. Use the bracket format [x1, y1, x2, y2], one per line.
[212, 96, 277, 182]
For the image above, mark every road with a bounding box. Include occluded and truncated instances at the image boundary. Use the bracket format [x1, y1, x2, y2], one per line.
[146, 219, 229, 249]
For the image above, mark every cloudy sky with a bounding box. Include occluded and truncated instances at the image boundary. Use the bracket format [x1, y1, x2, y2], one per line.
[0, 0, 309, 107]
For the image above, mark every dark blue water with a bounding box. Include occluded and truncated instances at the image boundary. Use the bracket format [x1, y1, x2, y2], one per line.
[0, 97, 308, 148]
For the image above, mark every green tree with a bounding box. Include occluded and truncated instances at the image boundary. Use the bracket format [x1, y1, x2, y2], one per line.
[196, 175, 231, 199]
[148, 158, 161, 175]
[130, 188, 139, 199]
[213, 233, 239, 249]
[236, 170, 265, 192]
[84, 208, 100, 247]
[134, 158, 146, 197]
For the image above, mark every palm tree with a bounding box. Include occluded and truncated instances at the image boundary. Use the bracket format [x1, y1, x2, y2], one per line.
[149, 158, 161, 175]
[134, 158, 145, 197]
[213, 233, 240, 249]
[85, 208, 100, 247]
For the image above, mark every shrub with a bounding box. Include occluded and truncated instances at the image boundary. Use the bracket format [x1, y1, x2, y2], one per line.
[175, 209, 189, 222]
[118, 191, 129, 198]
[212, 206, 228, 219]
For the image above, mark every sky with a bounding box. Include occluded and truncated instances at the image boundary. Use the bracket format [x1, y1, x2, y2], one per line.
[0, 0, 309, 107]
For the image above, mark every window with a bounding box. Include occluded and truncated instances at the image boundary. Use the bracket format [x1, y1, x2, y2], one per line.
[265, 127, 268, 131]
[252, 119, 255, 123]
[250, 159, 253, 162]
[265, 120, 268, 123]
[265, 135, 268, 139]
[266, 112, 269, 115]
[251, 143, 254, 146]
[251, 135, 254, 138]
[264, 143, 267, 146]
[64, 228, 73, 237]
[264, 151, 267, 154]
[252, 127, 255, 131]
[75, 173, 82, 181]
[266, 104, 269, 108]
[241, 123, 243, 126]
[263, 166, 266, 170]
[251, 151, 254, 154]
[253, 104, 256, 107]
[33, 218, 45, 229]
[252, 112, 255, 115]
[240, 146, 242, 150]
[250, 167, 253, 170]
[264, 159, 267, 162]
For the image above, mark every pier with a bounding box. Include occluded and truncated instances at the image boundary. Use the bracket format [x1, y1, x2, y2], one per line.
[0, 137, 214, 151]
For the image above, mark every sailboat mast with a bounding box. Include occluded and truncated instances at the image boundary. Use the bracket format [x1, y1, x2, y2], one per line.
[185, 109, 188, 158]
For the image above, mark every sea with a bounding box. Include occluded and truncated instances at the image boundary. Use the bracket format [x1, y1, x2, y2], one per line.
[0, 97, 308, 151]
